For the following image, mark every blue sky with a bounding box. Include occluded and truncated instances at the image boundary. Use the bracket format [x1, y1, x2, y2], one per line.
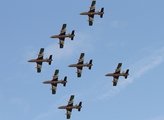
[0, 0, 164, 120]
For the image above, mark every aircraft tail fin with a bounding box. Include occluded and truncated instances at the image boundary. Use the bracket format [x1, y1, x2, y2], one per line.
[78, 102, 82, 111]
[100, 7, 104, 18]
[63, 76, 67, 87]
[71, 30, 75, 40]
[48, 55, 52, 65]
[88, 59, 93, 70]
[125, 69, 129, 79]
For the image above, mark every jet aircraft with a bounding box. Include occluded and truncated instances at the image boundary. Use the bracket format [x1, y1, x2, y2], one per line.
[68, 53, 93, 77]
[58, 95, 82, 119]
[105, 63, 129, 86]
[50, 24, 75, 48]
[80, 0, 104, 26]
[28, 48, 52, 73]
[43, 69, 67, 94]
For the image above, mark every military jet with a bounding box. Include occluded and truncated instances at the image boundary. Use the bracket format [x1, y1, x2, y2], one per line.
[43, 69, 67, 94]
[50, 24, 75, 48]
[105, 63, 129, 86]
[58, 95, 82, 119]
[68, 53, 93, 77]
[80, 0, 104, 26]
[28, 48, 52, 73]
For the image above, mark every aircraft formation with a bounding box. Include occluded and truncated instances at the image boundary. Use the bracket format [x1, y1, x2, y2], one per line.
[28, 0, 129, 119]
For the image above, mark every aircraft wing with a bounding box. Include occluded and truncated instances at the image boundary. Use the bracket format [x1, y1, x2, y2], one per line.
[112, 63, 122, 86]
[36, 63, 42, 73]
[60, 24, 66, 35]
[51, 69, 59, 94]
[77, 67, 83, 77]
[36, 48, 44, 73]
[68, 95, 74, 106]
[59, 24, 66, 48]
[66, 95, 74, 119]
[88, 16, 94, 26]
[37, 48, 44, 59]
[113, 77, 119, 86]
[89, 0, 96, 12]
[77, 53, 84, 77]
[66, 109, 72, 119]
[88, 0, 96, 26]
[78, 53, 84, 64]
[59, 39, 65, 48]
[115, 63, 122, 74]
[51, 85, 57, 94]
[52, 69, 59, 80]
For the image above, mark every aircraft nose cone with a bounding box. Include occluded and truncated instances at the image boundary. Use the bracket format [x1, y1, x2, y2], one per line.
[105, 74, 109, 76]
[58, 106, 62, 109]
[80, 12, 84, 15]
[68, 64, 73, 67]
[43, 81, 51, 84]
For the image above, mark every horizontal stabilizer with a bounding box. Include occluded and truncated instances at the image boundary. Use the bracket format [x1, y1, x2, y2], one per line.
[89, 59, 93, 70]
[78, 102, 82, 111]
[125, 69, 129, 79]
[71, 30, 75, 40]
[63, 76, 67, 87]
[100, 7, 104, 18]
[48, 55, 52, 65]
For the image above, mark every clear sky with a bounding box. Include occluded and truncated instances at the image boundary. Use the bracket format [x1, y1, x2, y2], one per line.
[0, 0, 164, 120]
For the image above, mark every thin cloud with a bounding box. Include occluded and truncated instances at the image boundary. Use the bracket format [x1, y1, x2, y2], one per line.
[24, 32, 93, 63]
[110, 20, 128, 28]
[111, 20, 119, 27]
[97, 47, 164, 99]
[45, 32, 93, 61]
[150, 115, 164, 120]
[10, 97, 30, 113]
[32, 94, 72, 120]
[10, 98, 23, 105]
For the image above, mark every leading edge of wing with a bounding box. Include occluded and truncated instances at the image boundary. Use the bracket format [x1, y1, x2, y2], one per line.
[68, 95, 74, 105]
[53, 69, 59, 80]
[115, 63, 122, 73]
[90, 0, 96, 12]
[39, 48, 44, 54]
[60, 24, 67, 35]
[78, 53, 85, 64]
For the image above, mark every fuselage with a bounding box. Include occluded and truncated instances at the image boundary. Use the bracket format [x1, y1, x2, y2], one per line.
[80, 11, 104, 15]
[50, 34, 74, 38]
[28, 59, 51, 63]
[68, 63, 92, 67]
[105, 73, 128, 77]
[58, 105, 81, 109]
[43, 80, 66, 84]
